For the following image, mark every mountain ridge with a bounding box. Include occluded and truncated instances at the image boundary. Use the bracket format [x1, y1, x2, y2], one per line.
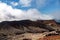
[0, 20, 59, 33]
[0, 20, 60, 40]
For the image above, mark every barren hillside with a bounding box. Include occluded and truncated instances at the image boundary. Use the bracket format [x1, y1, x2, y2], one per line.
[0, 20, 60, 40]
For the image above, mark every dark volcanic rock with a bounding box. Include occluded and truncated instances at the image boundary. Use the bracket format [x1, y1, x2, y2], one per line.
[0, 20, 60, 40]
[1, 19, 60, 36]
[0, 20, 56, 35]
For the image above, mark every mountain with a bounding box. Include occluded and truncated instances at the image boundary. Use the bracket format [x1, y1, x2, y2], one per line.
[0, 20, 60, 40]
[0, 20, 60, 35]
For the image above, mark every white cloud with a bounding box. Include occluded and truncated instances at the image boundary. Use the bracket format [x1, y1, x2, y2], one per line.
[19, 0, 32, 7]
[0, 2, 53, 22]
[10, 0, 48, 7]
[26, 9, 53, 20]
[18, 0, 48, 7]
[36, 0, 48, 8]
[11, 2, 18, 6]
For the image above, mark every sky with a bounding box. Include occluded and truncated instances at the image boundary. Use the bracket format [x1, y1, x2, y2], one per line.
[0, 0, 60, 22]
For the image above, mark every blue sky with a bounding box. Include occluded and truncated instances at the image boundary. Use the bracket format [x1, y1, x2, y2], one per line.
[0, 0, 59, 21]
[0, 0, 59, 14]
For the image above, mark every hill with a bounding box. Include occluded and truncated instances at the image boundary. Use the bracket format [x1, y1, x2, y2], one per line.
[0, 20, 60, 40]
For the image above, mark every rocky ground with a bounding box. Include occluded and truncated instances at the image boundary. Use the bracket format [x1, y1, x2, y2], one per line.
[0, 31, 59, 40]
[0, 20, 60, 40]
